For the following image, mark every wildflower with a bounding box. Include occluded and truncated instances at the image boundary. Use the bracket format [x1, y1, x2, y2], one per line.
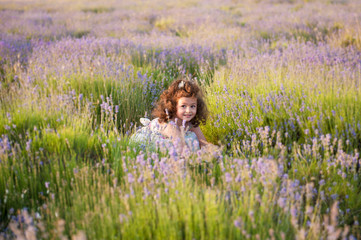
[280, 187, 287, 195]
[277, 197, 287, 208]
[234, 218, 243, 229]
[26, 139, 32, 152]
[331, 194, 338, 200]
[290, 205, 297, 217]
[127, 173, 135, 184]
[294, 192, 301, 201]
[225, 172, 232, 183]
[137, 175, 144, 183]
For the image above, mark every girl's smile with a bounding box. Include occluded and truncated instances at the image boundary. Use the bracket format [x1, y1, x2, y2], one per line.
[175, 97, 197, 123]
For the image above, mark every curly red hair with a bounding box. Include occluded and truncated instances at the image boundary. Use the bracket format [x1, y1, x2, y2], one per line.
[152, 79, 208, 127]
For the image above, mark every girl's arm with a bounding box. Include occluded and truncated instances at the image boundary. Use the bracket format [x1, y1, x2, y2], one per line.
[161, 123, 186, 148]
[161, 123, 209, 150]
[189, 126, 208, 148]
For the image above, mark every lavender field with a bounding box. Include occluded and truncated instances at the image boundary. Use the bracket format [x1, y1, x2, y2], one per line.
[1, 0, 361, 239]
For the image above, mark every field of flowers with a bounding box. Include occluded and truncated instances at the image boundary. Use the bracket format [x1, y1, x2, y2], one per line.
[1, 0, 361, 239]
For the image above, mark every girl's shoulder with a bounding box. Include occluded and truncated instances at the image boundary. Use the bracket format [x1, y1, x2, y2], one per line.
[140, 118, 167, 131]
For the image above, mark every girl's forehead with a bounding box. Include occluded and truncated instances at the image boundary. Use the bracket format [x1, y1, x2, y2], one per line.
[177, 97, 197, 104]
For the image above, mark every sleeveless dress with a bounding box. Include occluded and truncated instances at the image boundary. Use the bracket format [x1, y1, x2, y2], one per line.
[130, 118, 200, 152]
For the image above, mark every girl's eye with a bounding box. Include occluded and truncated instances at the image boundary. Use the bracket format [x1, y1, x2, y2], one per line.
[181, 105, 186, 108]
[191, 105, 196, 108]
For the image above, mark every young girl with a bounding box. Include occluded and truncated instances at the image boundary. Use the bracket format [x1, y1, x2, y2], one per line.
[130, 79, 209, 154]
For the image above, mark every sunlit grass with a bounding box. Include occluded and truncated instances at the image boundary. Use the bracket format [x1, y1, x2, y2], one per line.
[1, 0, 361, 239]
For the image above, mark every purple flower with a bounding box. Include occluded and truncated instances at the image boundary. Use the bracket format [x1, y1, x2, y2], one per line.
[235, 174, 242, 183]
[290, 206, 297, 217]
[225, 172, 232, 183]
[331, 194, 338, 200]
[26, 139, 32, 152]
[138, 175, 144, 183]
[234, 218, 243, 229]
[277, 197, 287, 208]
[127, 173, 135, 183]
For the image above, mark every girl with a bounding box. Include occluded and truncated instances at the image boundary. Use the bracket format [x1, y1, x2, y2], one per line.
[131, 79, 209, 153]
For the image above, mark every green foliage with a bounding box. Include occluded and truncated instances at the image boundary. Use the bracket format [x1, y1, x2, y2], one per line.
[203, 64, 361, 151]
[81, 7, 115, 14]
[71, 30, 90, 39]
[1, 0, 361, 238]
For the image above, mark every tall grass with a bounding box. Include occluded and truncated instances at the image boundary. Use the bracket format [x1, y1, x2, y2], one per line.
[1, 0, 361, 239]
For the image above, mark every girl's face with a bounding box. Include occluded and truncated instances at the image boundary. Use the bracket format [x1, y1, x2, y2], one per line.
[175, 97, 197, 123]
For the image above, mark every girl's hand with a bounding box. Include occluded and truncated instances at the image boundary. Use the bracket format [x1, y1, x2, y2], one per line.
[168, 118, 191, 132]
[161, 119, 184, 141]
[161, 119, 187, 155]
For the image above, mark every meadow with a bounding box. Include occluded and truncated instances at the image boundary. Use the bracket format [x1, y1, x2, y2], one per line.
[0, 0, 361, 239]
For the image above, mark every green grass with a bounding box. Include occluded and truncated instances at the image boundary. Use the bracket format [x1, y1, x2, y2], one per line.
[1, 54, 361, 238]
[203, 62, 361, 150]
[1, 1, 361, 238]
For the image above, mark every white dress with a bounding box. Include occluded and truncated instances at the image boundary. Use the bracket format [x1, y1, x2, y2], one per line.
[130, 118, 200, 152]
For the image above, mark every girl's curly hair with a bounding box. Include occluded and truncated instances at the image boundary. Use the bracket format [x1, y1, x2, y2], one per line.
[152, 79, 208, 127]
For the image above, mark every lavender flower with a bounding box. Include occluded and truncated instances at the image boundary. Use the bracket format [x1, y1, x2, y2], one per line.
[225, 172, 232, 183]
[127, 173, 135, 184]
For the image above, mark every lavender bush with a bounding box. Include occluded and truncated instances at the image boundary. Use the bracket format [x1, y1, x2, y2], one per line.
[1, 0, 361, 239]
